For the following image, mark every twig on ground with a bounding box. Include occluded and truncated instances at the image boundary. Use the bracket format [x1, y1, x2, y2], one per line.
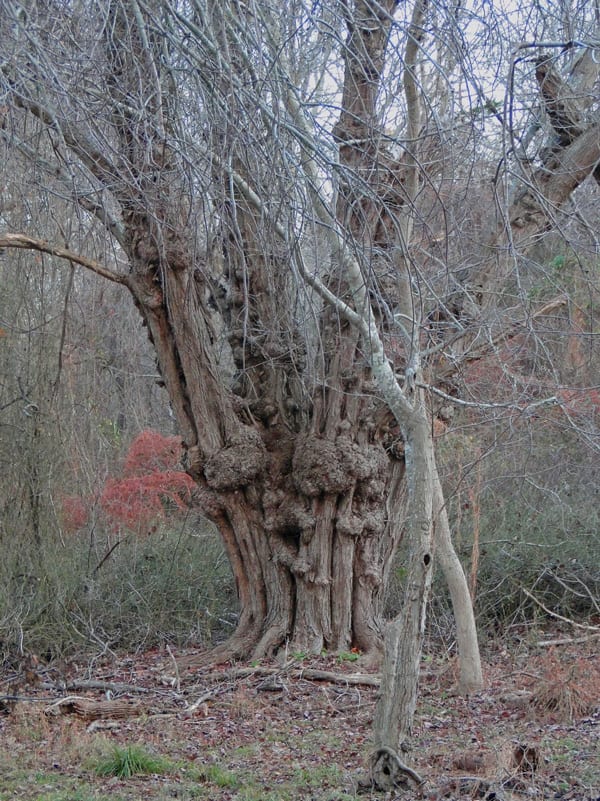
[186, 685, 231, 712]
[166, 644, 181, 693]
[41, 679, 152, 695]
[537, 632, 600, 647]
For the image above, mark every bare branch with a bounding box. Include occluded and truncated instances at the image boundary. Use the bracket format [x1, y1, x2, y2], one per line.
[521, 588, 600, 632]
[432, 296, 569, 380]
[0, 233, 130, 287]
[419, 382, 559, 414]
[8, 91, 121, 190]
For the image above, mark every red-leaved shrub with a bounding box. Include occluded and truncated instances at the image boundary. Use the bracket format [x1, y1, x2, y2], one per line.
[100, 430, 195, 533]
[122, 429, 184, 476]
[61, 430, 195, 535]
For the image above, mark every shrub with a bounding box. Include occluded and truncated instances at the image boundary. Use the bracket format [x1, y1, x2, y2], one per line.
[100, 470, 194, 533]
[1, 428, 237, 663]
[0, 519, 236, 662]
[61, 429, 195, 536]
[123, 429, 184, 475]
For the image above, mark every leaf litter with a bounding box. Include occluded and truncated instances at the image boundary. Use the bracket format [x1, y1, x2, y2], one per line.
[0, 631, 598, 800]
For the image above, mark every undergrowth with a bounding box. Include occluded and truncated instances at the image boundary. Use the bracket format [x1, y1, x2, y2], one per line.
[0, 519, 236, 663]
[532, 651, 600, 721]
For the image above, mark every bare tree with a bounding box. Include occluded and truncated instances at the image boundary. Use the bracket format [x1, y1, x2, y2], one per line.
[1, 0, 476, 677]
[1, 0, 599, 778]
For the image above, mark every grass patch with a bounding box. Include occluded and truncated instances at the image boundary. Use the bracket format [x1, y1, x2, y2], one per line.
[0, 769, 124, 801]
[193, 762, 241, 789]
[292, 763, 344, 788]
[231, 743, 262, 759]
[30, 792, 105, 801]
[94, 744, 172, 779]
[542, 733, 600, 788]
[337, 650, 360, 663]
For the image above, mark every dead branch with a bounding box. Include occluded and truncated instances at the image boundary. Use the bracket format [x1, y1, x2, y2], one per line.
[521, 588, 600, 632]
[44, 695, 148, 720]
[431, 295, 568, 382]
[178, 663, 381, 688]
[537, 632, 600, 647]
[186, 687, 228, 712]
[0, 233, 130, 286]
[42, 679, 152, 695]
[299, 668, 380, 687]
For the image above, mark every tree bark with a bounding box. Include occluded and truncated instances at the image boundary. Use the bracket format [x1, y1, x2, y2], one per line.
[373, 405, 435, 754]
[433, 471, 483, 695]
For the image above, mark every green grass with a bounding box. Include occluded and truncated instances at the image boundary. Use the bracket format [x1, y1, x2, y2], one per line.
[337, 651, 360, 663]
[0, 735, 363, 801]
[94, 744, 172, 779]
[291, 763, 344, 787]
[0, 770, 125, 801]
[32, 792, 102, 801]
[193, 762, 241, 789]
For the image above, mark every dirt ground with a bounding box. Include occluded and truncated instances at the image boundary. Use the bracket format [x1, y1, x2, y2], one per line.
[1, 631, 598, 800]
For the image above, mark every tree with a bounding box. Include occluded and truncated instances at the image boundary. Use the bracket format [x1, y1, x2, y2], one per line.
[1, 0, 599, 773]
[0, 0, 477, 667]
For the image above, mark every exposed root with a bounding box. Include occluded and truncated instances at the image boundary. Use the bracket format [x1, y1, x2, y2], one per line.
[357, 746, 425, 793]
[177, 628, 261, 670]
[188, 665, 380, 688]
[250, 624, 290, 661]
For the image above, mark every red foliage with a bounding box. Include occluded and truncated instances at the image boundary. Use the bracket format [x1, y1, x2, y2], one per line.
[60, 494, 90, 534]
[100, 430, 195, 533]
[100, 471, 194, 533]
[60, 430, 195, 536]
[123, 429, 184, 476]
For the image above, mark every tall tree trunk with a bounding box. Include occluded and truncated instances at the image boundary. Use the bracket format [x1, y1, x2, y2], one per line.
[433, 471, 483, 695]
[365, 394, 438, 791]
[120, 181, 404, 661]
[373, 404, 435, 750]
[332, 0, 482, 719]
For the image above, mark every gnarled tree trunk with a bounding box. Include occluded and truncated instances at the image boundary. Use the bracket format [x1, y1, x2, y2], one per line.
[100, 0, 407, 661]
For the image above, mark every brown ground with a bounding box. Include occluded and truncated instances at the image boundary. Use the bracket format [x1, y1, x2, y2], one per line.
[1, 631, 598, 800]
